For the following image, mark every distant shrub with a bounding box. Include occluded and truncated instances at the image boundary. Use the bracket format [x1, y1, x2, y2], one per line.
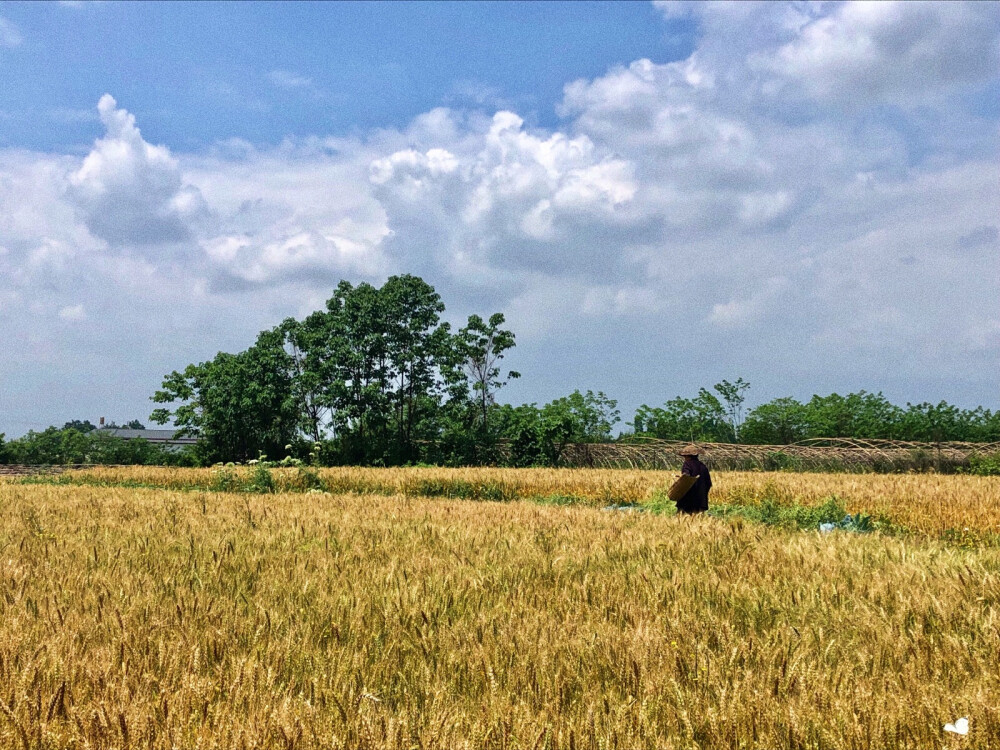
[966, 452, 1000, 477]
[294, 466, 328, 492]
[247, 464, 276, 493]
[210, 465, 240, 492]
[763, 450, 799, 471]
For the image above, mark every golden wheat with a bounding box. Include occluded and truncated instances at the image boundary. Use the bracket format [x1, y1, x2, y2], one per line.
[1, 478, 999, 748]
[52, 465, 1000, 540]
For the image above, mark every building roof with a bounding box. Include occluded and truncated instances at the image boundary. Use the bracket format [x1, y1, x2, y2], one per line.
[97, 428, 198, 444]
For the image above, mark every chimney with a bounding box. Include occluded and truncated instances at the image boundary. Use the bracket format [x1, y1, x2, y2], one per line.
[99, 417, 105, 427]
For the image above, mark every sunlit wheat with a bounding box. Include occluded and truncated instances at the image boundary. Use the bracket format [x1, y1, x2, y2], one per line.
[1, 477, 999, 747]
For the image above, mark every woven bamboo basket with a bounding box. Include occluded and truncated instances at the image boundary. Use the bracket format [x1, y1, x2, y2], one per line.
[666, 474, 698, 502]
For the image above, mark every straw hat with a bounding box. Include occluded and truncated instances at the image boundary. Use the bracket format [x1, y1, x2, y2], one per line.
[678, 444, 700, 456]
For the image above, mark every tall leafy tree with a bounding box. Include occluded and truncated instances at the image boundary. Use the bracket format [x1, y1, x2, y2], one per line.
[456, 312, 520, 432]
[150, 328, 298, 462]
[278, 316, 333, 443]
[381, 275, 452, 462]
[632, 389, 732, 442]
[542, 390, 620, 443]
[741, 397, 810, 444]
[713, 378, 750, 442]
[273, 276, 465, 464]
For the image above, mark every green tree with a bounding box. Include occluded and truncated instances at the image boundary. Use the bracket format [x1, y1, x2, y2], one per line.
[381, 274, 453, 463]
[273, 276, 466, 464]
[278, 315, 335, 443]
[63, 419, 97, 433]
[150, 328, 298, 462]
[803, 391, 903, 439]
[741, 397, 810, 444]
[495, 403, 576, 467]
[542, 390, 620, 443]
[714, 378, 750, 442]
[456, 313, 520, 431]
[632, 389, 732, 442]
[899, 401, 969, 442]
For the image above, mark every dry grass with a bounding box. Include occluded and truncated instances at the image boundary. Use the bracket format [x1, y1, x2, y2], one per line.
[2, 479, 1000, 748]
[53, 465, 1000, 540]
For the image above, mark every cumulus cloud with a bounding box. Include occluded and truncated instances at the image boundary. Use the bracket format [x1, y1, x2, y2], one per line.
[187, 146, 391, 288]
[371, 110, 638, 280]
[369, 147, 460, 185]
[755, 1, 1000, 107]
[67, 95, 208, 246]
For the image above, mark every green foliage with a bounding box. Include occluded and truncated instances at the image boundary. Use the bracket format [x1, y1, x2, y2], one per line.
[247, 464, 276, 493]
[0, 426, 191, 466]
[632, 389, 733, 442]
[294, 465, 329, 492]
[267, 275, 516, 467]
[542, 390, 620, 443]
[63, 419, 97, 433]
[740, 397, 810, 444]
[493, 401, 580, 467]
[456, 312, 519, 424]
[210, 465, 240, 492]
[714, 378, 750, 441]
[710, 389, 1000, 446]
[151, 328, 300, 463]
[445, 312, 520, 464]
[966, 452, 1000, 476]
[709, 495, 868, 531]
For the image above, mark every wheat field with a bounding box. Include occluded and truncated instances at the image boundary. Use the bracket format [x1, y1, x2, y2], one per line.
[55, 464, 1000, 540]
[2, 470, 1000, 748]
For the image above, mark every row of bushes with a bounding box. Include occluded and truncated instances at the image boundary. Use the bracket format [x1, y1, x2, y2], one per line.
[4, 426, 999, 476]
[0, 427, 198, 466]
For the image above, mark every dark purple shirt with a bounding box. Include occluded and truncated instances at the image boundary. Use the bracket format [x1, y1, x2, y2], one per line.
[679, 456, 712, 512]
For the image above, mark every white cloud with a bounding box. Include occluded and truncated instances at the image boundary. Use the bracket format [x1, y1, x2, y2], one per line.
[707, 278, 789, 329]
[369, 147, 459, 185]
[753, 1, 1000, 107]
[371, 110, 638, 280]
[268, 69, 314, 90]
[0, 16, 22, 47]
[67, 94, 208, 246]
[58, 304, 86, 321]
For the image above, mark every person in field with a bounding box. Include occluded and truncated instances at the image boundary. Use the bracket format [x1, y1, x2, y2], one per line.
[676, 444, 711, 514]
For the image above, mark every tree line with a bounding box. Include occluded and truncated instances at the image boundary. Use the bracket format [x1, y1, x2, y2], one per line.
[148, 275, 621, 467]
[1, 275, 996, 466]
[0, 420, 185, 466]
[633, 384, 1000, 445]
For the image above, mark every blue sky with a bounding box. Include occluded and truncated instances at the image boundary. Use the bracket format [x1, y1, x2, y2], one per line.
[0, 1, 998, 437]
[1, 2, 690, 150]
